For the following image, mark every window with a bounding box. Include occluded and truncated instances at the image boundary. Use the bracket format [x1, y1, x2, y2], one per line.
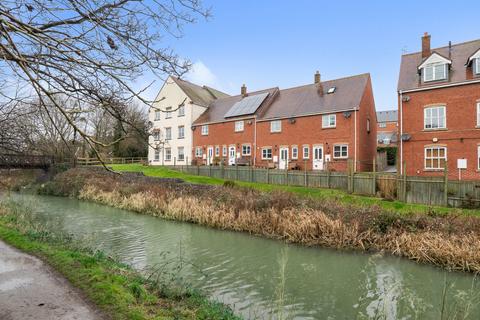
[424, 106, 446, 129]
[201, 125, 209, 135]
[475, 58, 480, 75]
[222, 145, 227, 157]
[262, 147, 272, 160]
[292, 146, 298, 159]
[154, 110, 161, 121]
[235, 121, 244, 132]
[424, 63, 447, 82]
[153, 131, 160, 141]
[367, 119, 371, 133]
[425, 146, 446, 170]
[378, 123, 387, 128]
[195, 147, 203, 158]
[165, 107, 172, 119]
[178, 147, 185, 161]
[165, 127, 172, 140]
[242, 144, 251, 156]
[165, 148, 172, 161]
[322, 114, 336, 128]
[477, 103, 480, 127]
[327, 87, 336, 94]
[178, 105, 185, 117]
[178, 126, 185, 139]
[154, 148, 160, 161]
[333, 145, 348, 159]
[270, 120, 282, 133]
[215, 146, 220, 157]
[478, 146, 480, 170]
[303, 146, 309, 159]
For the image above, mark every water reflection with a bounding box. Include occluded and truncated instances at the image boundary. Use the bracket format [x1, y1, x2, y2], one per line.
[5, 194, 480, 319]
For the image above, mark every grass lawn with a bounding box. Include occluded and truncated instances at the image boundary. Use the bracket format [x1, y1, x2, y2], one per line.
[108, 164, 480, 216]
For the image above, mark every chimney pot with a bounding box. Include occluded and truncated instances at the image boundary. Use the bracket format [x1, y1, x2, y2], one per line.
[241, 84, 247, 96]
[314, 71, 321, 84]
[422, 32, 431, 58]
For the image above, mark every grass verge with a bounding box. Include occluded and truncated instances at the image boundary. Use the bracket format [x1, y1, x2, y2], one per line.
[107, 164, 480, 216]
[0, 200, 241, 320]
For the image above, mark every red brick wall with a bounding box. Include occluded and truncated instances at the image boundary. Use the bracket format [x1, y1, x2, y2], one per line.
[377, 120, 398, 147]
[356, 77, 377, 171]
[399, 82, 480, 179]
[192, 118, 255, 164]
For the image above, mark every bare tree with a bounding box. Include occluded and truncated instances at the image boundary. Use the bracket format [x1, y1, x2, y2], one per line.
[0, 0, 209, 164]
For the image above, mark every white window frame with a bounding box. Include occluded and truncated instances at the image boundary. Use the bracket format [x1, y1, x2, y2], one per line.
[476, 58, 480, 75]
[195, 147, 203, 158]
[234, 121, 244, 132]
[303, 145, 310, 159]
[222, 145, 227, 157]
[165, 127, 172, 140]
[262, 147, 272, 160]
[270, 120, 282, 133]
[201, 125, 209, 136]
[242, 144, 251, 156]
[178, 105, 185, 117]
[423, 63, 447, 82]
[291, 146, 298, 159]
[333, 144, 348, 159]
[322, 114, 336, 128]
[154, 110, 161, 121]
[165, 107, 172, 119]
[378, 123, 387, 128]
[424, 106, 446, 130]
[153, 131, 161, 141]
[477, 102, 480, 127]
[178, 147, 185, 161]
[154, 148, 160, 161]
[165, 148, 172, 161]
[215, 146, 220, 157]
[424, 146, 447, 170]
[178, 125, 185, 139]
[478, 145, 480, 170]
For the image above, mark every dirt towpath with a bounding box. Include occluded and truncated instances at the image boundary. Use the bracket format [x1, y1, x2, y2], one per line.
[0, 240, 103, 320]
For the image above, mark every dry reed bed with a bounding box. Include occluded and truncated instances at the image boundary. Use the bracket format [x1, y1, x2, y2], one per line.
[42, 168, 480, 273]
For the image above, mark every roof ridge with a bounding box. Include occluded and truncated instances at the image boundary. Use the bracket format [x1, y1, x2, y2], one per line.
[214, 87, 279, 101]
[276, 73, 370, 93]
[401, 38, 480, 57]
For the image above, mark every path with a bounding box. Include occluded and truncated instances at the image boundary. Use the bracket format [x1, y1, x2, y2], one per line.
[0, 240, 102, 320]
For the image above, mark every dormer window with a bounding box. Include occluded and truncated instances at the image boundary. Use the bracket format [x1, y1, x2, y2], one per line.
[475, 58, 480, 75]
[424, 62, 447, 82]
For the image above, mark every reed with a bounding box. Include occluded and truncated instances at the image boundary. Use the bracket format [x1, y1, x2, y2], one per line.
[40, 168, 480, 273]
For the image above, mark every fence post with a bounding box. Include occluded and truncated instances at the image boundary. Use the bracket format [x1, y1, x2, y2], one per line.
[327, 168, 331, 189]
[236, 164, 239, 181]
[285, 166, 289, 186]
[174, 157, 176, 169]
[209, 161, 212, 177]
[250, 164, 254, 182]
[267, 166, 270, 184]
[347, 159, 353, 193]
[402, 161, 407, 202]
[197, 164, 200, 176]
[372, 157, 376, 196]
[304, 160, 307, 186]
[443, 161, 449, 206]
[221, 160, 224, 179]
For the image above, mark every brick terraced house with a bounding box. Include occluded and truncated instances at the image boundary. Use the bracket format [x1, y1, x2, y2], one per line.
[376, 110, 398, 147]
[192, 72, 377, 172]
[398, 33, 480, 179]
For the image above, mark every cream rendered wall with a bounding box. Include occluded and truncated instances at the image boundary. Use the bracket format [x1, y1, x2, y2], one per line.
[148, 76, 207, 165]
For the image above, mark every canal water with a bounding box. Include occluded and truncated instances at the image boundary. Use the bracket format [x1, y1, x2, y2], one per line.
[4, 193, 479, 319]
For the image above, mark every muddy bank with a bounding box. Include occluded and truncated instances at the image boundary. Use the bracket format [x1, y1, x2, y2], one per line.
[0, 240, 102, 320]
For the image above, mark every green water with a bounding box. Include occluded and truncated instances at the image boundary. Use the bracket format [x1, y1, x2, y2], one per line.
[4, 194, 479, 319]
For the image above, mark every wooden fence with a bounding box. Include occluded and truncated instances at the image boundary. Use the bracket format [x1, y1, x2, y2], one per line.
[169, 162, 480, 209]
[77, 157, 147, 166]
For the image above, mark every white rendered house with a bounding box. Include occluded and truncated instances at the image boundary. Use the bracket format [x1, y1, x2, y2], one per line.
[148, 76, 228, 165]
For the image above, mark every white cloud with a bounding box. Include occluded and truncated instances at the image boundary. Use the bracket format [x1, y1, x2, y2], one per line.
[185, 61, 222, 89]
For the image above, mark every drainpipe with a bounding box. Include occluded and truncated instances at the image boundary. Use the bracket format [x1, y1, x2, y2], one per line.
[354, 109, 357, 172]
[399, 90, 403, 175]
[253, 117, 257, 166]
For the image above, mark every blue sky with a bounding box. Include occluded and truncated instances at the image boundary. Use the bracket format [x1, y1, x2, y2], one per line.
[144, 0, 479, 111]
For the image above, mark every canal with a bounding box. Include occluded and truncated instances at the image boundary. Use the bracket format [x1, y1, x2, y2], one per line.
[4, 193, 479, 319]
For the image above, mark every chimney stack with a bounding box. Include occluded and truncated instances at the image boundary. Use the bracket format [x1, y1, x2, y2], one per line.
[241, 84, 247, 97]
[422, 32, 431, 58]
[314, 71, 321, 84]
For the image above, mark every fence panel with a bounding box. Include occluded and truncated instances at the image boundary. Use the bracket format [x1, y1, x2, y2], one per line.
[288, 171, 305, 187]
[406, 177, 444, 206]
[353, 173, 374, 195]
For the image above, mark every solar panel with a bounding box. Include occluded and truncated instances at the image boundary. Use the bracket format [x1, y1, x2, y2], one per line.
[224, 92, 269, 118]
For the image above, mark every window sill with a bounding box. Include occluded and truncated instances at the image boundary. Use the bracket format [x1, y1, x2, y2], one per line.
[234, 131, 244, 133]
[423, 169, 444, 172]
[178, 137, 184, 139]
[333, 157, 348, 160]
[422, 128, 448, 132]
[322, 126, 336, 130]
[270, 131, 282, 134]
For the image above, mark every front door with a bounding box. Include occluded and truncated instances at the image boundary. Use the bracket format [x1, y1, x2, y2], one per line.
[207, 146, 214, 165]
[313, 145, 324, 170]
[228, 146, 236, 166]
[279, 147, 289, 170]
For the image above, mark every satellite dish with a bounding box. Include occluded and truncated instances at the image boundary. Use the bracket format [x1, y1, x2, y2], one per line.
[343, 111, 351, 118]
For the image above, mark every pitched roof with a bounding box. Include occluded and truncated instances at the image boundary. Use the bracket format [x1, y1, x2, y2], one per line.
[376, 110, 398, 123]
[193, 73, 370, 125]
[398, 39, 480, 91]
[259, 73, 370, 120]
[171, 77, 229, 107]
[193, 87, 279, 124]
